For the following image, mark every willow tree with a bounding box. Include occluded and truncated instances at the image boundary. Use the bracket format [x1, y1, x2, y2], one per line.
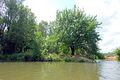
[55, 6, 100, 56]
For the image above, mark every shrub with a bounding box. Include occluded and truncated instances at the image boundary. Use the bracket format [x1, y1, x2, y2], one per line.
[48, 53, 61, 61]
[22, 51, 33, 61]
[0, 44, 3, 53]
[0, 54, 5, 61]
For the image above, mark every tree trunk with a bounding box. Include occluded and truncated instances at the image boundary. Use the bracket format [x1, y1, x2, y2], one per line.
[70, 46, 75, 55]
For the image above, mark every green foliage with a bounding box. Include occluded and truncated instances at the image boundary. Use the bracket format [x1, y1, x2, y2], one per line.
[0, 2, 101, 61]
[38, 21, 49, 37]
[44, 53, 61, 61]
[95, 53, 104, 59]
[45, 35, 59, 53]
[63, 55, 94, 62]
[40, 48, 61, 61]
[0, 54, 5, 61]
[55, 6, 100, 56]
[113, 48, 120, 59]
[40, 49, 48, 60]
[75, 48, 85, 55]
[1, 51, 40, 61]
[0, 0, 36, 54]
[59, 43, 70, 55]
[0, 44, 2, 53]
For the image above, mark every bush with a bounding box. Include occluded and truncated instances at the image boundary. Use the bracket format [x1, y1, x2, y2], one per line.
[47, 53, 61, 61]
[4, 51, 34, 61]
[22, 51, 33, 61]
[0, 54, 5, 61]
[113, 48, 120, 60]
[63, 55, 93, 62]
[41, 49, 60, 61]
[41, 48, 48, 60]
[59, 44, 70, 55]
[0, 44, 3, 53]
[6, 54, 19, 61]
[95, 53, 104, 59]
[16, 53, 25, 61]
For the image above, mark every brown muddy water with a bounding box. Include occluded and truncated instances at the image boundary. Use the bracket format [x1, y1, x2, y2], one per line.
[0, 61, 119, 80]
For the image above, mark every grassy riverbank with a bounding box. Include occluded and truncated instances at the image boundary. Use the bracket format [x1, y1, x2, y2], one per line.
[0, 53, 95, 63]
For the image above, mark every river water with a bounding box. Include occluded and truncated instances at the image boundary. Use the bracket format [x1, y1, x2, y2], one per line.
[0, 61, 119, 80]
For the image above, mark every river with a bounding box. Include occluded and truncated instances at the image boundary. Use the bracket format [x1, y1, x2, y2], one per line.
[0, 61, 119, 80]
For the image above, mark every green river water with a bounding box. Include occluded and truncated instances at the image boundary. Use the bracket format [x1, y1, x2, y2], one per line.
[0, 61, 120, 80]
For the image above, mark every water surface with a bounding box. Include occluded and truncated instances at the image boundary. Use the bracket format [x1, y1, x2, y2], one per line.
[0, 61, 119, 80]
[99, 61, 120, 80]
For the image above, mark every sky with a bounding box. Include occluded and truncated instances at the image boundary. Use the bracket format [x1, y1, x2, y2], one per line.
[24, 0, 120, 53]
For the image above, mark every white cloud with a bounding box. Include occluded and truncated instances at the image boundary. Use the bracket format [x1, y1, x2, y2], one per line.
[24, 0, 120, 53]
[75, 0, 120, 52]
[24, 0, 57, 22]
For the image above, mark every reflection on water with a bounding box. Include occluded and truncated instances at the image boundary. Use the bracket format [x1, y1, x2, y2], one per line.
[0, 61, 120, 80]
[0, 62, 99, 80]
[99, 61, 120, 80]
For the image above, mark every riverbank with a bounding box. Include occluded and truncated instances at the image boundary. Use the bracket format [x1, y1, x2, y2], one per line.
[0, 53, 95, 63]
[105, 55, 118, 61]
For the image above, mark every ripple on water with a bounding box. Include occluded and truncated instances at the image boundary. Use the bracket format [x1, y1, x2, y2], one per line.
[99, 61, 120, 80]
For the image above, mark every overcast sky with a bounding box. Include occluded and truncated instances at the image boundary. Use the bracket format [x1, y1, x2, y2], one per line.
[24, 0, 120, 53]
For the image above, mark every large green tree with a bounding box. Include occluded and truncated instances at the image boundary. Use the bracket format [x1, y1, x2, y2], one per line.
[0, 0, 36, 54]
[55, 6, 100, 56]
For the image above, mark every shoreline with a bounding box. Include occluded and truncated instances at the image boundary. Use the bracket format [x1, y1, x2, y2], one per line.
[0, 57, 96, 63]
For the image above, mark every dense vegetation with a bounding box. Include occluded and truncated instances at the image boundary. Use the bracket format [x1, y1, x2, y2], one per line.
[103, 48, 120, 60]
[114, 48, 120, 59]
[0, 0, 102, 62]
[108, 48, 120, 60]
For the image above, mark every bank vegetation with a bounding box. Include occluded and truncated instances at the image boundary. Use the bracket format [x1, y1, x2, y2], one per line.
[0, 0, 104, 62]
